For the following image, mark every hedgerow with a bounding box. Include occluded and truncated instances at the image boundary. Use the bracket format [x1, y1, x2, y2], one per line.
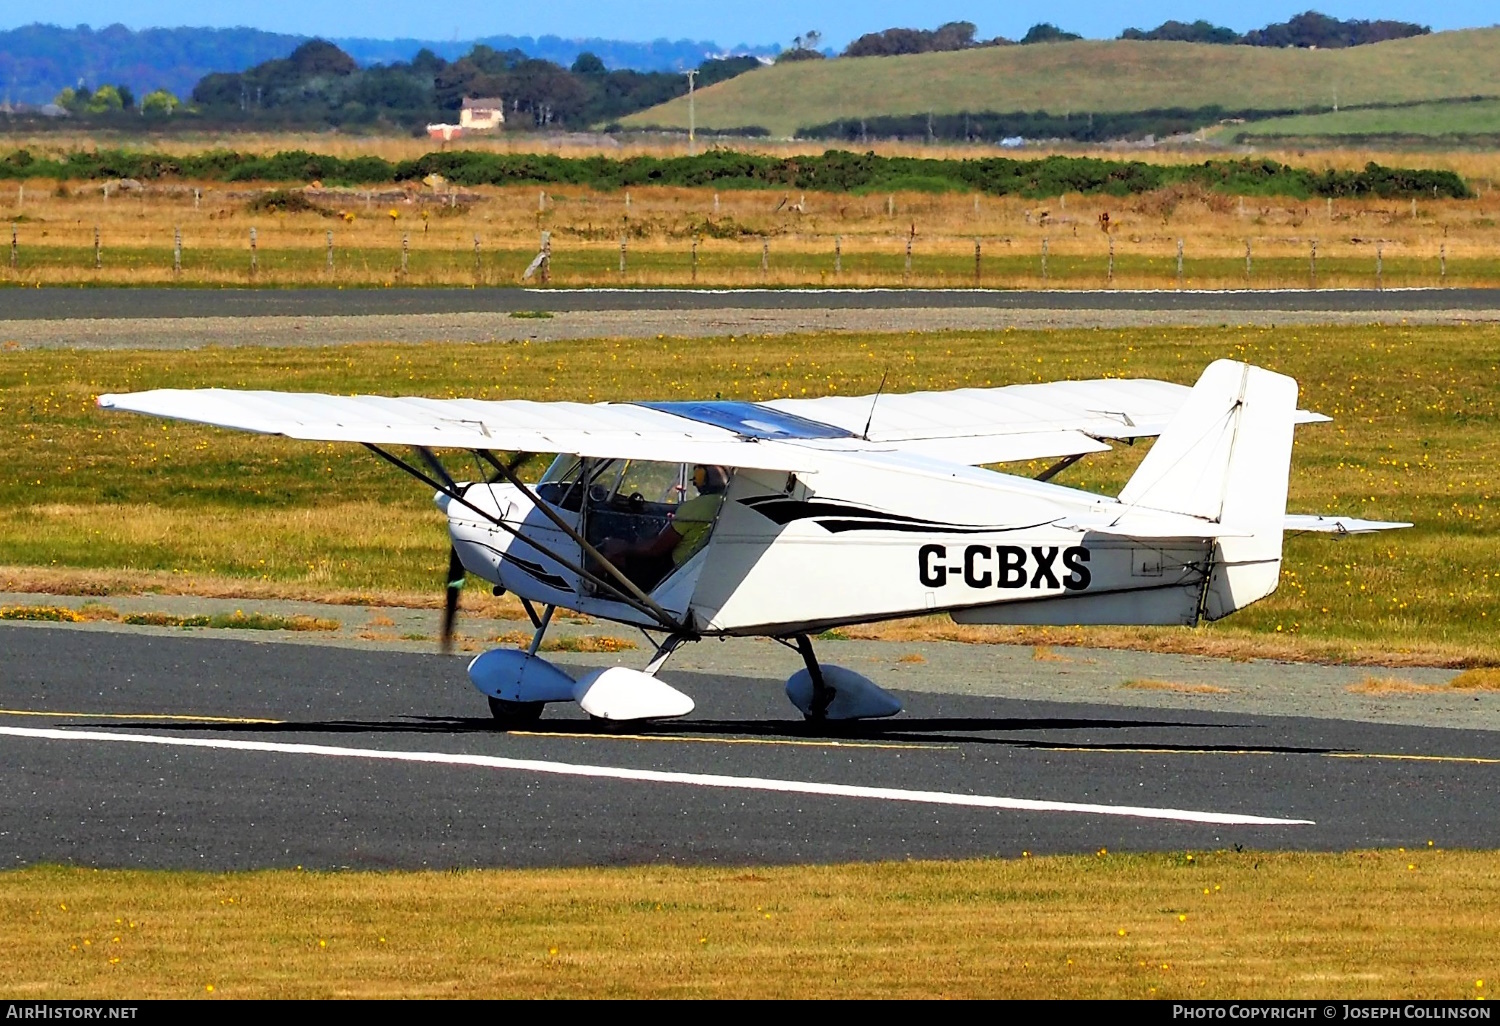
[0, 147, 1471, 199]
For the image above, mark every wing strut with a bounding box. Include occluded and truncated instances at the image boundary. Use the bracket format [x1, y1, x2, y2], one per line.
[1035, 452, 1088, 483]
[362, 444, 685, 632]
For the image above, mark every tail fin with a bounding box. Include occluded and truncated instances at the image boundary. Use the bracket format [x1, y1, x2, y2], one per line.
[1117, 360, 1298, 620]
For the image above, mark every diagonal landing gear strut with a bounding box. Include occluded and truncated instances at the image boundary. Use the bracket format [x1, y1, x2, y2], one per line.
[794, 634, 837, 721]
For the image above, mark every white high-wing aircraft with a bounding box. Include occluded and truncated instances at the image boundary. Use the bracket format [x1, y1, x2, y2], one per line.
[98, 360, 1406, 726]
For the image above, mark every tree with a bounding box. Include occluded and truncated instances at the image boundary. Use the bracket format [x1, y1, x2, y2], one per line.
[1121, 20, 1241, 44]
[571, 51, 607, 75]
[84, 84, 124, 113]
[844, 21, 987, 57]
[141, 89, 179, 115]
[1020, 23, 1082, 44]
[287, 39, 357, 76]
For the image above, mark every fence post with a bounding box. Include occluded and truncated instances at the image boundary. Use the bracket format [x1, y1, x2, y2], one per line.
[16, 184, 22, 210]
[401, 232, 409, 276]
[1175, 239, 1184, 289]
[1327, 197, 1333, 221]
[1041, 237, 1049, 283]
[691, 236, 698, 283]
[540, 231, 551, 285]
[538, 190, 546, 212]
[713, 192, 719, 215]
[760, 236, 768, 279]
[1245, 239, 1252, 282]
[1376, 241, 1383, 291]
[1107, 235, 1115, 286]
[326, 230, 334, 272]
[473, 233, 481, 280]
[625, 191, 630, 211]
[9, 222, 15, 271]
[886, 195, 893, 217]
[619, 235, 627, 277]
[974, 238, 981, 287]
[1309, 239, 1317, 288]
[834, 235, 842, 275]
[173, 226, 182, 279]
[94, 225, 101, 270]
[904, 233, 912, 284]
[249, 227, 257, 277]
[1440, 242, 1447, 285]
[193, 188, 200, 211]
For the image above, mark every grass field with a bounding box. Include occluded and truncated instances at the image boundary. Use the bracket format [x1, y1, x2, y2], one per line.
[1224, 98, 1500, 143]
[2, 850, 1494, 998]
[1, 323, 1496, 665]
[623, 29, 1500, 138]
[6, 176, 1500, 290]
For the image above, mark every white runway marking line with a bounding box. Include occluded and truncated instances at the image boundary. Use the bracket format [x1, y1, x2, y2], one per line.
[0, 725, 1313, 827]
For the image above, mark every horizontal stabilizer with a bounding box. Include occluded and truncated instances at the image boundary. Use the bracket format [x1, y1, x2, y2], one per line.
[1284, 514, 1412, 535]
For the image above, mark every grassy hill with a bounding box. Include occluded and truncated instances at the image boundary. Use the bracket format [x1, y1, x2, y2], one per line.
[622, 29, 1500, 138]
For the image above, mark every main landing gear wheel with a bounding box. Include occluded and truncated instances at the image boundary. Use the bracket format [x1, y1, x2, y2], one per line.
[785, 634, 904, 721]
[487, 696, 544, 729]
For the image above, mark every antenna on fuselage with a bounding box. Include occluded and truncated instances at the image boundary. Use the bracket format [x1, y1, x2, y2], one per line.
[860, 371, 888, 441]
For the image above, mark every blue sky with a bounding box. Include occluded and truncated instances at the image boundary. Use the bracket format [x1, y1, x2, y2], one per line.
[8, 2, 1497, 48]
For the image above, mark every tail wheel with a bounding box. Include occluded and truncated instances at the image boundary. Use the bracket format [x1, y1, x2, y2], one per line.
[487, 697, 545, 729]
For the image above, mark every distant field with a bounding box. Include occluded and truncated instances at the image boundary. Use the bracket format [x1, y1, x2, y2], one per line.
[624, 29, 1500, 137]
[1, 324, 1498, 666]
[1226, 98, 1500, 143]
[5, 178, 1500, 291]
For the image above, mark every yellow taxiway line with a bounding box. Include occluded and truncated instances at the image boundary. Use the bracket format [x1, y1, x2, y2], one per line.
[0, 708, 284, 725]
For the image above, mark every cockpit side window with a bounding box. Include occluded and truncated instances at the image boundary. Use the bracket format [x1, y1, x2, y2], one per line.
[535, 455, 590, 511]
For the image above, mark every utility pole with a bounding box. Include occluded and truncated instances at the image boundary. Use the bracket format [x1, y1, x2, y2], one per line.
[686, 69, 697, 156]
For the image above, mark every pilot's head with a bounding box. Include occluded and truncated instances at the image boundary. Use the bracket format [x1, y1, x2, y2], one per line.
[692, 464, 729, 495]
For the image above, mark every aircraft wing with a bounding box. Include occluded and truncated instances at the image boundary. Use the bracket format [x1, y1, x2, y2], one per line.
[98, 375, 1332, 474]
[768, 377, 1329, 465]
[95, 389, 826, 473]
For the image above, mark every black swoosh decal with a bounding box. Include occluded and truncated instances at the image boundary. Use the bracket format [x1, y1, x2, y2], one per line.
[739, 495, 1049, 535]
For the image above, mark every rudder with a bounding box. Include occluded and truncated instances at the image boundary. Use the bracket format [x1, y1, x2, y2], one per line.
[1116, 360, 1298, 620]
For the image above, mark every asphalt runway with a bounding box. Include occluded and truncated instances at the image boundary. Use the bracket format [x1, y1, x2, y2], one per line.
[2, 624, 1496, 870]
[4, 285, 1500, 320]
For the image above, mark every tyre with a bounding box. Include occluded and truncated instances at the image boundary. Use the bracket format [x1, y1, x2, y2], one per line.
[487, 697, 545, 728]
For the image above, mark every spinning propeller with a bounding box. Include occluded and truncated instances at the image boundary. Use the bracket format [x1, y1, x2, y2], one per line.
[440, 544, 466, 654]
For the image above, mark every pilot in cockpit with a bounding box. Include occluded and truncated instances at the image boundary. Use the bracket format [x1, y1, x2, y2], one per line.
[598, 464, 729, 587]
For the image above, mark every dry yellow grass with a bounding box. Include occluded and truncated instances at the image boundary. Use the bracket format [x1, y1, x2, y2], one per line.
[836, 618, 1500, 670]
[1449, 668, 1500, 691]
[2, 851, 1494, 999]
[1347, 669, 1500, 694]
[0, 564, 529, 620]
[1122, 680, 1235, 695]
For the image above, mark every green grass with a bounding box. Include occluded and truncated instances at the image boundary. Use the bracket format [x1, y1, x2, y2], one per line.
[1227, 98, 1500, 143]
[1, 325, 1498, 661]
[624, 29, 1500, 137]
